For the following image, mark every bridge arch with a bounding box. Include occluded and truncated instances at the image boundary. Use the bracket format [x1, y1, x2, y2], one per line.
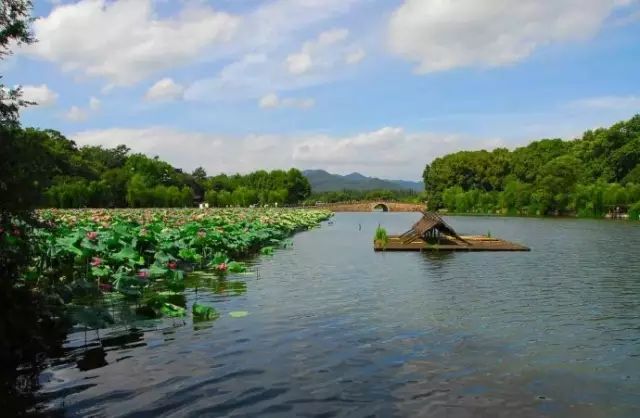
[372, 202, 389, 212]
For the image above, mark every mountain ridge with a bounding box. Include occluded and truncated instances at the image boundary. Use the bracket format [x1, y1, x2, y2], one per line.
[303, 169, 424, 193]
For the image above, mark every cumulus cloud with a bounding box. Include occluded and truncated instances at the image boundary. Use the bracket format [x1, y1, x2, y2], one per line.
[345, 48, 366, 65]
[145, 78, 185, 102]
[259, 93, 315, 109]
[64, 96, 102, 122]
[65, 106, 88, 122]
[285, 28, 350, 75]
[259, 93, 280, 109]
[186, 29, 365, 101]
[388, 0, 632, 73]
[89, 96, 101, 111]
[243, 0, 364, 51]
[25, 0, 239, 86]
[20, 84, 58, 106]
[71, 126, 503, 179]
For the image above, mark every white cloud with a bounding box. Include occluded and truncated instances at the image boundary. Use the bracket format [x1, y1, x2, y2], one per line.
[186, 28, 365, 101]
[145, 78, 185, 102]
[64, 96, 102, 122]
[71, 126, 503, 179]
[89, 96, 101, 111]
[259, 93, 280, 109]
[26, 0, 239, 86]
[20, 84, 58, 106]
[259, 93, 315, 109]
[345, 48, 366, 65]
[65, 106, 88, 122]
[285, 28, 350, 75]
[286, 52, 313, 75]
[568, 95, 640, 110]
[388, 0, 632, 73]
[244, 0, 364, 51]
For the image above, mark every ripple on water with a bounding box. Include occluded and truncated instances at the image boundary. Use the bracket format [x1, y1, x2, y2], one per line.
[37, 214, 640, 417]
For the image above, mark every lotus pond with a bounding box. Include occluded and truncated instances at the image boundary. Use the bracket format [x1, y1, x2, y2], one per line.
[22, 212, 640, 417]
[28, 208, 331, 326]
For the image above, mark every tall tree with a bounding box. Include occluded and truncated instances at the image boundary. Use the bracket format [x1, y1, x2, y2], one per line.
[0, 0, 34, 126]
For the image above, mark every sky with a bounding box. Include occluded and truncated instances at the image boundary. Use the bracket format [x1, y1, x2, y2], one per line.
[6, 0, 640, 180]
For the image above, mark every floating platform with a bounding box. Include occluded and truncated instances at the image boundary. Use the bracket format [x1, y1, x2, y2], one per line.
[373, 211, 530, 252]
[375, 235, 530, 252]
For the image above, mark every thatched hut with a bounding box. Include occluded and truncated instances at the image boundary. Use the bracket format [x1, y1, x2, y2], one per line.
[398, 211, 468, 245]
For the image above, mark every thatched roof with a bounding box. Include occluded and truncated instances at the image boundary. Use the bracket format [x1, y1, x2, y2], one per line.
[402, 211, 467, 243]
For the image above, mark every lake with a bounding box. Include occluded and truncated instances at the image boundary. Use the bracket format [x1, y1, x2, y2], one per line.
[38, 213, 640, 417]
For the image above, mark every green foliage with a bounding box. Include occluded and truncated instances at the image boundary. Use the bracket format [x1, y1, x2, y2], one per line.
[374, 226, 389, 247]
[192, 303, 218, 321]
[33, 208, 331, 309]
[629, 202, 640, 221]
[160, 303, 186, 318]
[1, 4, 71, 414]
[305, 188, 424, 205]
[424, 115, 640, 216]
[1, 127, 312, 209]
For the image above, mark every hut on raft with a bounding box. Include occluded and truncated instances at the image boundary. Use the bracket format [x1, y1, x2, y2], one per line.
[374, 211, 529, 252]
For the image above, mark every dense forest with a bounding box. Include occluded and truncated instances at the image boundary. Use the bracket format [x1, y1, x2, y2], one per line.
[423, 115, 640, 219]
[304, 189, 421, 204]
[3, 127, 311, 208]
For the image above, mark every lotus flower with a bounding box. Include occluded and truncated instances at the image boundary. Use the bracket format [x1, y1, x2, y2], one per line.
[86, 231, 98, 241]
[90, 257, 102, 267]
[137, 270, 149, 280]
[216, 263, 228, 272]
[99, 283, 112, 292]
[197, 229, 206, 238]
[167, 261, 177, 270]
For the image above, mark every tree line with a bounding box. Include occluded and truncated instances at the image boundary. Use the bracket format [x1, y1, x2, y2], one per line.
[3, 127, 311, 208]
[423, 115, 640, 219]
[303, 188, 421, 204]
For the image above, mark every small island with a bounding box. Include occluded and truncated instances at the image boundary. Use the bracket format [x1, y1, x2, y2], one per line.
[374, 212, 530, 252]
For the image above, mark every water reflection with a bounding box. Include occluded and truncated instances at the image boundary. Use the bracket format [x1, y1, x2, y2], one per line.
[31, 214, 640, 417]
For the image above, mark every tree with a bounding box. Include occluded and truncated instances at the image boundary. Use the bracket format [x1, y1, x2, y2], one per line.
[0, 0, 34, 126]
[285, 168, 311, 203]
[192, 167, 207, 182]
[1, 3, 69, 414]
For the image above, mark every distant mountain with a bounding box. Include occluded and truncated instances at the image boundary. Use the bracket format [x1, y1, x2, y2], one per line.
[303, 169, 424, 193]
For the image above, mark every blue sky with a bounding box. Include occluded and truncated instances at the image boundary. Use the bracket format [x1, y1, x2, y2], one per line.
[6, 0, 640, 180]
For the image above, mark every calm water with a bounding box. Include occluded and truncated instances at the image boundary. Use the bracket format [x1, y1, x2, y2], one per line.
[38, 214, 640, 417]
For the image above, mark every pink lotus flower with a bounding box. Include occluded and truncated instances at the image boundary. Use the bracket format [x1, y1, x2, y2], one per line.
[99, 283, 112, 292]
[90, 257, 102, 267]
[216, 263, 228, 272]
[137, 270, 149, 280]
[86, 231, 98, 241]
[167, 261, 177, 270]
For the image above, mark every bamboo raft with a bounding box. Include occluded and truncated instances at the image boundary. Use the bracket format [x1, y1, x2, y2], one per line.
[374, 212, 530, 252]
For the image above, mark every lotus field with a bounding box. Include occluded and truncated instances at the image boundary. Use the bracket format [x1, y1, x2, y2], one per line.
[24, 208, 332, 326]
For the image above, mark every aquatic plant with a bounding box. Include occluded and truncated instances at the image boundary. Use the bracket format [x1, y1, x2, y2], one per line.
[25, 208, 332, 327]
[192, 303, 218, 321]
[374, 226, 389, 248]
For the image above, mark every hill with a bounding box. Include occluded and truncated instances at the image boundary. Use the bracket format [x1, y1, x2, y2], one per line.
[422, 114, 640, 217]
[303, 169, 424, 192]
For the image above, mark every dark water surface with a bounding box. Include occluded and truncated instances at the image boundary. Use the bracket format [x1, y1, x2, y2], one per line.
[39, 214, 640, 417]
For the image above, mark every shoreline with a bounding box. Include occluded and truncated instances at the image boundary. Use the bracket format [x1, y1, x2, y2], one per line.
[439, 212, 639, 222]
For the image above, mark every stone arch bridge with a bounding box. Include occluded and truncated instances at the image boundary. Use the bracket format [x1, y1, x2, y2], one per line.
[318, 201, 426, 212]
